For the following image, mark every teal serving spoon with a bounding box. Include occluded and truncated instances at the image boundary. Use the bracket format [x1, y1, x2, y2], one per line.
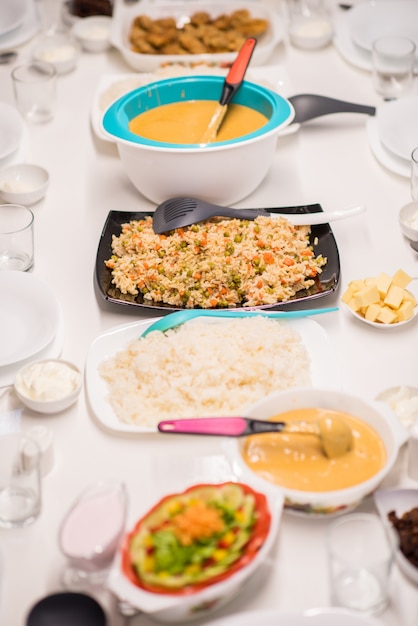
[140, 307, 338, 337]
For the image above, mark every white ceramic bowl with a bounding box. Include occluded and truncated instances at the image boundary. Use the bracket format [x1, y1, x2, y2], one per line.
[289, 17, 333, 50]
[375, 385, 418, 430]
[0, 163, 49, 205]
[110, 0, 283, 72]
[14, 359, 82, 414]
[223, 388, 409, 517]
[399, 201, 418, 242]
[101, 75, 294, 205]
[32, 33, 80, 74]
[374, 488, 418, 585]
[108, 483, 283, 622]
[72, 16, 112, 52]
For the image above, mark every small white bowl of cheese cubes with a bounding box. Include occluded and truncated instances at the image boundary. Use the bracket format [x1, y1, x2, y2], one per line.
[341, 269, 417, 328]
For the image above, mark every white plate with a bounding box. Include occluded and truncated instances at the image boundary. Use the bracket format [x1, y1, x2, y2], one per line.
[0, 0, 28, 38]
[333, 10, 418, 73]
[0, 272, 60, 368]
[376, 96, 418, 161]
[85, 317, 341, 434]
[0, 301, 64, 388]
[91, 64, 291, 142]
[110, 0, 283, 72]
[203, 608, 385, 626]
[374, 488, 418, 585]
[0, 104, 24, 161]
[0, 0, 40, 52]
[348, 1, 418, 55]
[367, 117, 410, 179]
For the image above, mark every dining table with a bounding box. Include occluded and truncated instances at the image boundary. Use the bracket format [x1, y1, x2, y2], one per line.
[1, 0, 418, 624]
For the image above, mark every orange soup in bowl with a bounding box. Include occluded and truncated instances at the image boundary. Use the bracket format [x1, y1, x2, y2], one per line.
[128, 100, 269, 144]
[241, 408, 386, 492]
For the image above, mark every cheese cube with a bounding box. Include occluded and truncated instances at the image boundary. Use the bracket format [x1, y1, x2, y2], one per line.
[392, 269, 412, 289]
[348, 279, 365, 291]
[403, 290, 417, 306]
[376, 272, 392, 297]
[384, 284, 405, 309]
[397, 300, 415, 322]
[346, 297, 362, 312]
[365, 277, 377, 287]
[365, 303, 381, 322]
[341, 284, 357, 304]
[354, 284, 380, 308]
[377, 306, 398, 324]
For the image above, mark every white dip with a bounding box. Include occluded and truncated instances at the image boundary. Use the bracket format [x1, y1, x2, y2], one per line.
[16, 361, 81, 401]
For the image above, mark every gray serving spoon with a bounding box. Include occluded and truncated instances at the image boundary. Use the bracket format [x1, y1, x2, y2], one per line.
[140, 307, 338, 337]
[288, 94, 376, 125]
[152, 197, 365, 233]
[158, 415, 353, 459]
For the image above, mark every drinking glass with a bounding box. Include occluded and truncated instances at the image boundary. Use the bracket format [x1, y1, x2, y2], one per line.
[0, 433, 42, 528]
[11, 61, 57, 124]
[372, 37, 416, 99]
[327, 513, 397, 615]
[0, 204, 34, 271]
[59, 480, 128, 589]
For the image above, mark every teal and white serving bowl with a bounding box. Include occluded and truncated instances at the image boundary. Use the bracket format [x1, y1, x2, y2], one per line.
[101, 75, 294, 205]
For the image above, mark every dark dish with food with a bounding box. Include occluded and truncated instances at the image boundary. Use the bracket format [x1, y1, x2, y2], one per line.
[104, 215, 327, 309]
[121, 482, 271, 594]
[66, 0, 112, 17]
[128, 9, 269, 55]
[388, 506, 418, 568]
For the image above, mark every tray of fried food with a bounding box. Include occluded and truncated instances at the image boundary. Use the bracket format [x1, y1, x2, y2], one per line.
[110, 0, 283, 71]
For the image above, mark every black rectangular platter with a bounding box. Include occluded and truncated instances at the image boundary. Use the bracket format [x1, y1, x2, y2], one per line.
[95, 204, 340, 311]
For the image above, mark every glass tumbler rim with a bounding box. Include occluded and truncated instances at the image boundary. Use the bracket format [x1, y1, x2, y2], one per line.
[0, 203, 34, 235]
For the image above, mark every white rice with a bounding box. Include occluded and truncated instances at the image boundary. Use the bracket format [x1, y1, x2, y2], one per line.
[99, 317, 311, 427]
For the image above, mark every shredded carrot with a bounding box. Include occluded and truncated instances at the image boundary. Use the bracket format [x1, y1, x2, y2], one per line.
[171, 500, 225, 546]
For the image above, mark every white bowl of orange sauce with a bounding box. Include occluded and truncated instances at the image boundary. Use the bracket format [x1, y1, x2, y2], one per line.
[223, 388, 409, 517]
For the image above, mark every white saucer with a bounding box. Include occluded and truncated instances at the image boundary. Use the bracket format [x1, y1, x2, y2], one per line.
[0, 123, 29, 172]
[367, 117, 410, 178]
[348, 1, 418, 57]
[377, 97, 418, 161]
[0, 103, 24, 161]
[0, 0, 29, 38]
[0, 0, 40, 52]
[0, 272, 61, 367]
[0, 300, 64, 388]
[333, 10, 418, 74]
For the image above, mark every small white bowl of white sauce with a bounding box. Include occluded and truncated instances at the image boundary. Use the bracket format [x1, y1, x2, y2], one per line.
[289, 16, 333, 50]
[399, 201, 418, 243]
[0, 164, 49, 205]
[72, 16, 112, 52]
[32, 33, 80, 74]
[14, 359, 82, 414]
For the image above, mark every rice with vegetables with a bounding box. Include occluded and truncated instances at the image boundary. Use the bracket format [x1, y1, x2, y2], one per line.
[104, 215, 327, 309]
[99, 317, 311, 427]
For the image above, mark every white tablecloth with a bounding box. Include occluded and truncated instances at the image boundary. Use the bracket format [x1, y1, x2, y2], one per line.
[1, 1, 418, 624]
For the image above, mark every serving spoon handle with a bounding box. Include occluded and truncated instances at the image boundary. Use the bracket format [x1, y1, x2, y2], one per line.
[140, 307, 338, 337]
[158, 416, 286, 436]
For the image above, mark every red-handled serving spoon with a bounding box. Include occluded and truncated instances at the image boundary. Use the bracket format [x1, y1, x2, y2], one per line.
[200, 37, 257, 144]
